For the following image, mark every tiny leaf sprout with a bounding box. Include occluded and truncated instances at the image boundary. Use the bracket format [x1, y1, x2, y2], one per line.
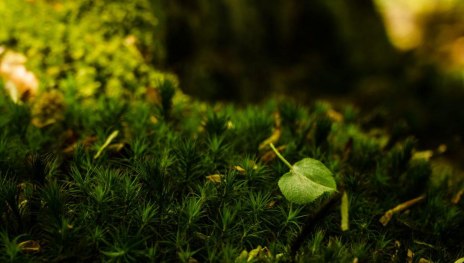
[270, 143, 337, 204]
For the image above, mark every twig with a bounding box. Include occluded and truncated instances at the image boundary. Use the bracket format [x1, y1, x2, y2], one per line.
[379, 195, 426, 226]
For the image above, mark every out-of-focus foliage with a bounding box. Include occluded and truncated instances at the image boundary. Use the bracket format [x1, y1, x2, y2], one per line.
[158, 0, 404, 102]
[0, 0, 173, 101]
[375, 0, 464, 76]
[154, 0, 464, 157]
[0, 49, 39, 103]
[161, 0, 374, 101]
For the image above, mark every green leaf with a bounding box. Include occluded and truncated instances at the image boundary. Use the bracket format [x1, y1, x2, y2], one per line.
[271, 143, 336, 204]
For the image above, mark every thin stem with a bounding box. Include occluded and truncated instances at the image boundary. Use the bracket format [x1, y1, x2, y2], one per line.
[269, 143, 292, 169]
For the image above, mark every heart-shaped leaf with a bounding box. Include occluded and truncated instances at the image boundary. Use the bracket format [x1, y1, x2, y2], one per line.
[271, 144, 337, 204]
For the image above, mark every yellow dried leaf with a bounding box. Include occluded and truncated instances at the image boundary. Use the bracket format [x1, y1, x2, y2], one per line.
[236, 250, 248, 262]
[260, 145, 286, 163]
[452, 189, 464, 204]
[19, 200, 28, 210]
[379, 210, 393, 226]
[327, 109, 343, 122]
[18, 240, 40, 253]
[412, 150, 433, 160]
[247, 245, 262, 262]
[380, 195, 426, 226]
[407, 249, 414, 263]
[258, 128, 281, 151]
[94, 130, 119, 159]
[234, 165, 246, 174]
[391, 241, 401, 262]
[258, 112, 282, 151]
[124, 35, 137, 46]
[150, 115, 159, 124]
[63, 144, 76, 154]
[437, 144, 447, 154]
[390, 195, 426, 213]
[235, 246, 272, 262]
[206, 174, 223, 184]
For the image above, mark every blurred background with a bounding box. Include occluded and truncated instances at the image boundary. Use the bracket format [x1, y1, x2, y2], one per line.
[1, 0, 464, 157]
[157, 0, 464, 153]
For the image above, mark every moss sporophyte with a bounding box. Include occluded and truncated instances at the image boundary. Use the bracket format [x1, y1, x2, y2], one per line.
[269, 143, 337, 204]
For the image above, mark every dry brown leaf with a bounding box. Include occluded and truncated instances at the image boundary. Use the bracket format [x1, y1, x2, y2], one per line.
[107, 143, 126, 153]
[146, 87, 161, 105]
[63, 144, 76, 154]
[266, 200, 277, 209]
[260, 145, 286, 163]
[31, 90, 65, 128]
[64, 136, 98, 154]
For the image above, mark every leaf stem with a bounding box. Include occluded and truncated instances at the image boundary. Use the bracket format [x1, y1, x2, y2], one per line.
[269, 143, 293, 169]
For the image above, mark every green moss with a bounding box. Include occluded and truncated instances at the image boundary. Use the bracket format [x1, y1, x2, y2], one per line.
[0, 0, 170, 100]
[1, 89, 463, 261]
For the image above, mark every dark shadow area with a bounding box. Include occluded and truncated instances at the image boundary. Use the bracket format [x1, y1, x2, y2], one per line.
[159, 0, 464, 163]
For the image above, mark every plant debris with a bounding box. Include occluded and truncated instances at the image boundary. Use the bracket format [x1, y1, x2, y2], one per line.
[379, 195, 426, 226]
